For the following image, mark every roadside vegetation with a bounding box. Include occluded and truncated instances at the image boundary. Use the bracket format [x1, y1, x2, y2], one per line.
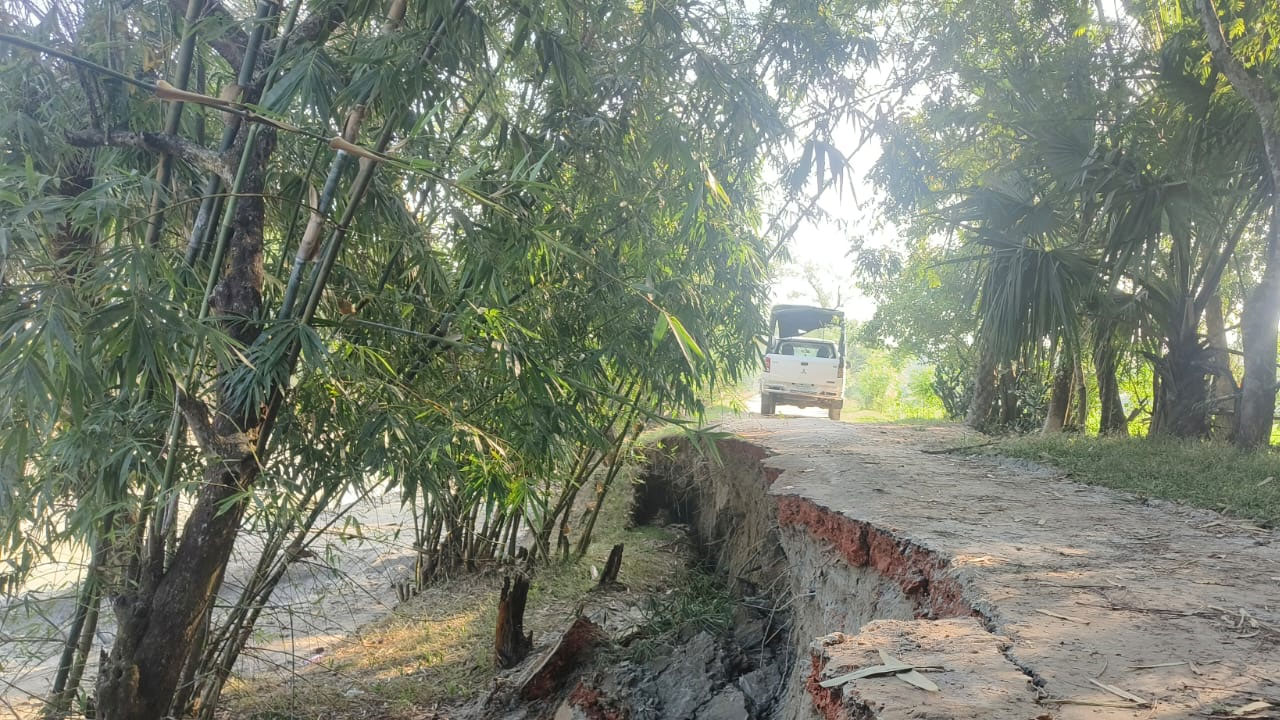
[851, 0, 1280, 447]
[222, 461, 728, 720]
[841, 345, 947, 422]
[0, 0, 882, 713]
[991, 435, 1280, 527]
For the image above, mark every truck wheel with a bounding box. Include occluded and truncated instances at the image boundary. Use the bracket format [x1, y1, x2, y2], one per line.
[761, 393, 776, 416]
[827, 407, 841, 421]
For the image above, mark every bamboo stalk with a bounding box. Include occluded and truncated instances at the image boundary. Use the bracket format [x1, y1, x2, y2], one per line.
[182, 0, 280, 265]
[256, 0, 468, 456]
[143, 0, 205, 248]
[276, 0, 409, 320]
[576, 388, 647, 557]
[59, 581, 101, 710]
[47, 534, 105, 709]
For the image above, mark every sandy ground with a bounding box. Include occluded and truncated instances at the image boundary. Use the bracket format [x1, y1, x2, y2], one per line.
[0, 489, 421, 719]
[725, 416, 1280, 719]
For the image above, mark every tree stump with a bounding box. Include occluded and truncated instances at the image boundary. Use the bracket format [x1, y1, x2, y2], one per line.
[494, 575, 533, 668]
[596, 543, 624, 589]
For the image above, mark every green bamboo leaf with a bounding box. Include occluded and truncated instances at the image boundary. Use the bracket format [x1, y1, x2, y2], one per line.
[666, 313, 706, 361]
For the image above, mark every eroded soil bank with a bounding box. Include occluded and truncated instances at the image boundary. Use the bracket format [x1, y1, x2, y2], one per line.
[567, 420, 1280, 720]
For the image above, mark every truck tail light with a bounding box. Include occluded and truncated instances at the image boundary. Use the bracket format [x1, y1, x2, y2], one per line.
[837, 361, 844, 377]
[763, 356, 771, 372]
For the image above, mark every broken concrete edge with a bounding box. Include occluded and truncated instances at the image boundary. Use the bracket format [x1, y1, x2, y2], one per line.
[808, 620, 1051, 720]
[775, 497, 972, 620]
[642, 434, 1050, 719]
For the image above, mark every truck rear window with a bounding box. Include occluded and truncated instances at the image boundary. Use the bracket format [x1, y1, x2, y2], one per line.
[776, 342, 834, 358]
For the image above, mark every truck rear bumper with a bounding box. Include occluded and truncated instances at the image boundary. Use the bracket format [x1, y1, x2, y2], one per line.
[761, 389, 843, 410]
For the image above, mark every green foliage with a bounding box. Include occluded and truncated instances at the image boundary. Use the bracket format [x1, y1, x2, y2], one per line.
[857, 0, 1277, 437]
[994, 435, 1280, 525]
[628, 568, 735, 661]
[0, 0, 878, 710]
[847, 346, 897, 409]
[839, 344, 947, 421]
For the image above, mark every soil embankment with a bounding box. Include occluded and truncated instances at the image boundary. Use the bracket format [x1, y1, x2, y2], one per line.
[610, 419, 1280, 719]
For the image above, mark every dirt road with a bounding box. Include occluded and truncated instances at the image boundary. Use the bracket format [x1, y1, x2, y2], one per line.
[710, 417, 1280, 719]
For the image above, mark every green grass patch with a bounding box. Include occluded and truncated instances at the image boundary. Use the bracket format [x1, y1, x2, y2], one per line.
[844, 409, 952, 426]
[993, 434, 1280, 526]
[627, 568, 735, 662]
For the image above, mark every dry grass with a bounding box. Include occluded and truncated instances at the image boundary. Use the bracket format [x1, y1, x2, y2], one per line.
[221, 467, 687, 720]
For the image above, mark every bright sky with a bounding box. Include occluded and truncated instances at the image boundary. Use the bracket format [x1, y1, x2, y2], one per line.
[770, 136, 884, 325]
[776, 0, 1133, 326]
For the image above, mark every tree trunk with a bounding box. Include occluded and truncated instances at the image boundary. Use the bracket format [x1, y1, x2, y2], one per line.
[965, 346, 999, 432]
[1205, 293, 1238, 439]
[1198, 0, 1280, 448]
[997, 367, 1019, 427]
[96, 457, 257, 719]
[1070, 361, 1088, 430]
[494, 575, 533, 668]
[1152, 333, 1211, 439]
[95, 124, 276, 720]
[505, 512, 521, 560]
[1236, 213, 1280, 448]
[596, 544, 623, 589]
[1093, 332, 1128, 436]
[1149, 371, 1163, 435]
[1042, 352, 1073, 433]
[168, 604, 211, 718]
[52, 157, 97, 279]
[1151, 294, 1212, 439]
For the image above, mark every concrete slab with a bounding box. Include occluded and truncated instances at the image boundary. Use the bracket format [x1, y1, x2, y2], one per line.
[715, 418, 1280, 720]
[811, 619, 1047, 719]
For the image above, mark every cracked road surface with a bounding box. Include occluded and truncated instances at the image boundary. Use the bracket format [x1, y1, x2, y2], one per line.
[723, 417, 1280, 719]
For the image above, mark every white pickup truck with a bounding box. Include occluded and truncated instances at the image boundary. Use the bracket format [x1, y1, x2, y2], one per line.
[760, 305, 846, 420]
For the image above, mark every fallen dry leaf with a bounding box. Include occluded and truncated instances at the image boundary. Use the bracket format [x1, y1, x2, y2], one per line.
[819, 661, 913, 688]
[897, 669, 940, 692]
[1088, 678, 1150, 707]
[1034, 608, 1091, 624]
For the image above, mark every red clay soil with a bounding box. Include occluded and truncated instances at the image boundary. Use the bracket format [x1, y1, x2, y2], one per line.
[563, 682, 626, 720]
[518, 616, 607, 701]
[805, 653, 847, 720]
[776, 497, 974, 620]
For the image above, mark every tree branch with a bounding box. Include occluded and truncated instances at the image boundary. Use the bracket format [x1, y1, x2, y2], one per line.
[261, 0, 353, 66]
[66, 130, 231, 184]
[1193, 188, 1266, 316]
[167, 0, 249, 70]
[1197, 0, 1277, 126]
[177, 391, 252, 461]
[176, 392, 219, 458]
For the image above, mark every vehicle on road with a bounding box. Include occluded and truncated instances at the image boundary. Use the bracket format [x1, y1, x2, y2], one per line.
[759, 305, 846, 420]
